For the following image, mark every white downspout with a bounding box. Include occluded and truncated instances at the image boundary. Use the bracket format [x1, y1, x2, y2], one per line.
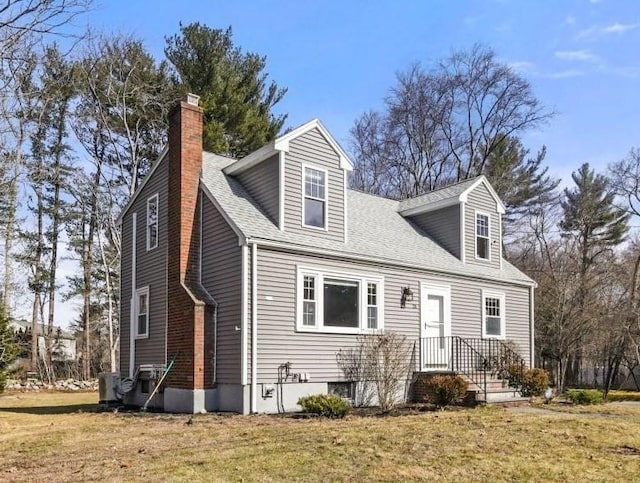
[250, 242, 258, 413]
[129, 213, 137, 378]
[529, 286, 535, 368]
[241, 245, 248, 387]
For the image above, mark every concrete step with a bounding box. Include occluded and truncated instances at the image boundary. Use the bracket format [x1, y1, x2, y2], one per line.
[471, 388, 530, 404]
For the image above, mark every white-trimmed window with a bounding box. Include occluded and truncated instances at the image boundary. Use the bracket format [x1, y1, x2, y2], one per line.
[147, 194, 159, 251]
[367, 283, 379, 329]
[135, 287, 149, 338]
[303, 166, 327, 229]
[296, 267, 383, 333]
[482, 290, 505, 339]
[475, 211, 490, 260]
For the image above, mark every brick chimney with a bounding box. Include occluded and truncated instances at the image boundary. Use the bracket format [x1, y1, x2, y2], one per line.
[166, 94, 208, 394]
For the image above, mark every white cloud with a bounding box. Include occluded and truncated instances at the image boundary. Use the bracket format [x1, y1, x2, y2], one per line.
[554, 49, 598, 62]
[544, 70, 585, 79]
[508, 60, 536, 73]
[577, 22, 638, 39]
[603, 23, 638, 34]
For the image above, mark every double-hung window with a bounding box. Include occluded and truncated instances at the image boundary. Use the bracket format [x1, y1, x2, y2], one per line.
[147, 194, 159, 251]
[135, 287, 149, 338]
[482, 290, 505, 339]
[475, 212, 490, 260]
[297, 268, 383, 333]
[303, 166, 327, 229]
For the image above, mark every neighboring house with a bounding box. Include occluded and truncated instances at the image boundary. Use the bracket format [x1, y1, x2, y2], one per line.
[10, 320, 77, 362]
[119, 94, 536, 414]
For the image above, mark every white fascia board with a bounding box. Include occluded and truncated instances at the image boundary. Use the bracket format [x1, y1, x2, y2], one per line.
[222, 143, 278, 176]
[274, 119, 354, 171]
[399, 196, 461, 217]
[223, 119, 355, 175]
[118, 147, 168, 223]
[459, 176, 506, 214]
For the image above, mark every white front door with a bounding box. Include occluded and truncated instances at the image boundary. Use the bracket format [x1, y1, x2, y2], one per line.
[420, 284, 452, 370]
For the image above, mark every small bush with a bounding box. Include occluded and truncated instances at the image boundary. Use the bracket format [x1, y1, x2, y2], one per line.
[504, 365, 550, 397]
[521, 368, 550, 397]
[424, 375, 468, 407]
[566, 389, 604, 405]
[298, 394, 351, 418]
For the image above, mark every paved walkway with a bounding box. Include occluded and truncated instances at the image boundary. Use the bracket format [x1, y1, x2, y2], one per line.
[506, 401, 640, 418]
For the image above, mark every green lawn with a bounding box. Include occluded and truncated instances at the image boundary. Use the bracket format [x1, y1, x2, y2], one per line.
[1, 392, 640, 482]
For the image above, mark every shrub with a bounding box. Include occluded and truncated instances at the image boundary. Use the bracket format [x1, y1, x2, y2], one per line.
[298, 394, 351, 418]
[336, 332, 411, 411]
[566, 389, 604, 405]
[424, 375, 468, 407]
[520, 368, 550, 397]
[505, 363, 525, 388]
[505, 365, 550, 397]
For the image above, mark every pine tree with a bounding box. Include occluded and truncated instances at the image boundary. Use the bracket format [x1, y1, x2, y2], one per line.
[560, 163, 629, 274]
[484, 136, 560, 243]
[0, 305, 19, 392]
[559, 163, 629, 385]
[165, 23, 287, 157]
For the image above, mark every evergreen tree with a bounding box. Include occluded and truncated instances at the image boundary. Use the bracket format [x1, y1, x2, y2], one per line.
[0, 305, 19, 392]
[560, 163, 629, 272]
[484, 136, 560, 245]
[165, 23, 287, 157]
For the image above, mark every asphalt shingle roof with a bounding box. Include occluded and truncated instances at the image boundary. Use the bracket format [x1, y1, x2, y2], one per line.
[201, 152, 534, 286]
[397, 177, 482, 212]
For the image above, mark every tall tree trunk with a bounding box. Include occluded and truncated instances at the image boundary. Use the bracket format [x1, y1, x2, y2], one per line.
[97, 228, 116, 371]
[45, 101, 68, 383]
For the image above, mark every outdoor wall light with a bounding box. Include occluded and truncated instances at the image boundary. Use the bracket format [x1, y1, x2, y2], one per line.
[401, 286, 414, 308]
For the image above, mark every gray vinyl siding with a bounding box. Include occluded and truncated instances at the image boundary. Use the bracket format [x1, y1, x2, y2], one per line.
[201, 195, 243, 384]
[250, 247, 531, 384]
[120, 155, 169, 374]
[236, 154, 280, 226]
[464, 183, 501, 269]
[283, 128, 345, 242]
[410, 205, 461, 259]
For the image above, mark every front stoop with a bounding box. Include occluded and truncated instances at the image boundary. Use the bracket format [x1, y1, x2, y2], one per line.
[465, 377, 530, 405]
[412, 372, 530, 406]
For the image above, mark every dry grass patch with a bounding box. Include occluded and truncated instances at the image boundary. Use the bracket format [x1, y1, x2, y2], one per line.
[1, 392, 640, 482]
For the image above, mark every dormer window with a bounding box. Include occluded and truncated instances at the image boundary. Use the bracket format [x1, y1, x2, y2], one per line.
[476, 212, 490, 260]
[303, 166, 327, 229]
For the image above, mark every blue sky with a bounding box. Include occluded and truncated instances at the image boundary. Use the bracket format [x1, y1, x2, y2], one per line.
[43, 0, 639, 327]
[79, 0, 640, 184]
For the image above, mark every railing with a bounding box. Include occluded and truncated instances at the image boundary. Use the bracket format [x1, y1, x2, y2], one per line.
[421, 336, 528, 401]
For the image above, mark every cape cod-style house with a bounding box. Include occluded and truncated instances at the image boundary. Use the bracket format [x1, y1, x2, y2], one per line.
[118, 95, 535, 413]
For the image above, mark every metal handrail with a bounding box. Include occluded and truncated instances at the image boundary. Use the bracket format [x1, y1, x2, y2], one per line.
[421, 336, 528, 401]
[421, 336, 488, 402]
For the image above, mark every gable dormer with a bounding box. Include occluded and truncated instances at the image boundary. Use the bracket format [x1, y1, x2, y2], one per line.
[224, 120, 353, 242]
[398, 176, 506, 269]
